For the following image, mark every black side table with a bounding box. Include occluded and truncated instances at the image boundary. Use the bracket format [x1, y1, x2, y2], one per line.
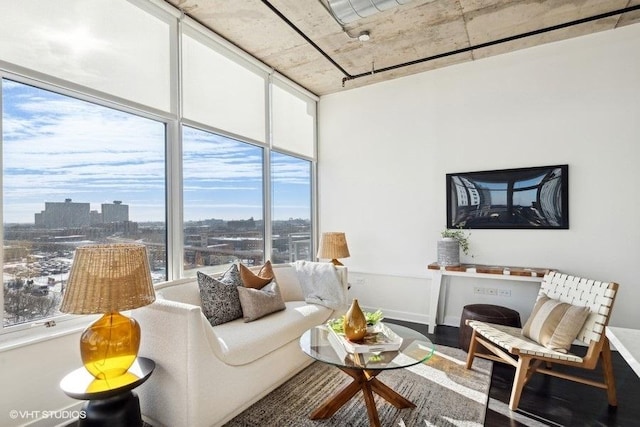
[60, 357, 155, 427]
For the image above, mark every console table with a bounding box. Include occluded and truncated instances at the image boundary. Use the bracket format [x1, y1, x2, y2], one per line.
[426, 263, 550, 334]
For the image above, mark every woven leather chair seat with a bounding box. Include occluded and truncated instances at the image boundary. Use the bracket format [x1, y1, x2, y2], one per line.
[459, 304, 521, 352]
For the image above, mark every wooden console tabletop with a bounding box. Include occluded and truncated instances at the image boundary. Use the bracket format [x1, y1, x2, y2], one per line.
[426, 263, 551, 333]
[427, 263, 549, 278]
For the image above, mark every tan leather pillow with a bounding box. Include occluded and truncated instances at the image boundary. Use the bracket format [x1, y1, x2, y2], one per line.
[239, 260, 274, 289]
[522, 294, 589, 353]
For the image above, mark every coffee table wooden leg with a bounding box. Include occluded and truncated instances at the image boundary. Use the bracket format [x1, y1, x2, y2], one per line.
[369, 377, 416, 409]
[309, 367, 415, 426]
[362, 380, 382, 427]
[309, 379, 361, 419]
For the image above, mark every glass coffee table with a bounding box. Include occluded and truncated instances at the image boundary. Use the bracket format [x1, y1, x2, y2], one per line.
[300, 322, 434, 427]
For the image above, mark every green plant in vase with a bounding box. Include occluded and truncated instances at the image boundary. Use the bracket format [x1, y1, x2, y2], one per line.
[440, 228, 471, 256]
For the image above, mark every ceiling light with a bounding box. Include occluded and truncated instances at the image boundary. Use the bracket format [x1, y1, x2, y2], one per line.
[327, 0, 414, 25]
[357, 31, 370, 42]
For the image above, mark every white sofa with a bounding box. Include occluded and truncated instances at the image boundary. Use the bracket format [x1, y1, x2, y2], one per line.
[132, 263, 348, 427]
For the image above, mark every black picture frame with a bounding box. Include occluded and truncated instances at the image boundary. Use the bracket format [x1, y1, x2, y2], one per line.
[446, 165, 569, 229]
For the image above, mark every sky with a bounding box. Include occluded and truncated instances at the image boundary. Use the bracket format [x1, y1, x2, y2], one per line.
[2, 79, 311, 224]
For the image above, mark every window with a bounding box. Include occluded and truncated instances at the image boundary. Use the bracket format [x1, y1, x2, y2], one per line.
[0, 0, 317, 341]
[2, 79, 167, 330]
[182, 126, 264, 276]
[271, 152, 312, 263]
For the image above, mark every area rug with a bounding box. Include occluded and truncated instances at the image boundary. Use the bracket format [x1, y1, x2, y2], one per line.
[224, 345, 492, 426]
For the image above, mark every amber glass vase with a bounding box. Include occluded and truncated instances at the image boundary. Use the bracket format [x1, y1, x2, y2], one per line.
[344, 299, 367, 342]
[80, 312, 141, 380]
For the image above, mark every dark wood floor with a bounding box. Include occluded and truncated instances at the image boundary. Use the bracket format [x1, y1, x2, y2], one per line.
[385, 319, 640, 427]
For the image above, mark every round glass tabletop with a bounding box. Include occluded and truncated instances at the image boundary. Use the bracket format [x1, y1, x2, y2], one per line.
[300, 322, 434, 371]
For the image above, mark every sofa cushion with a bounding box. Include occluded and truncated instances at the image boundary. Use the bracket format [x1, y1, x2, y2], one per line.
[197, 265, 243, 327]
[207, 301, 333, 366]
[272, 265, 304, 302]
[237, 281, 286, 322]
[239, 261, 274, 289]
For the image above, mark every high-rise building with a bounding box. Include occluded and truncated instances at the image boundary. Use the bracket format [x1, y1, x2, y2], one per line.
[35, 199, 90, 229]
[102, 200, 129, 223]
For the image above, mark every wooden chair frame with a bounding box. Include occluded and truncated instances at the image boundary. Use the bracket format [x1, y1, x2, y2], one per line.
[465, 271, 618, 411]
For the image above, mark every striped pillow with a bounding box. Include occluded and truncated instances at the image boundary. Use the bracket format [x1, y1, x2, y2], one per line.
[522, 294, 590, 353]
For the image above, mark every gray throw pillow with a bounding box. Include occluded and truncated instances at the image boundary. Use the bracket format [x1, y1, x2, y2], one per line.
[237, 281, 286, 322]
[197, 264, 243, 327]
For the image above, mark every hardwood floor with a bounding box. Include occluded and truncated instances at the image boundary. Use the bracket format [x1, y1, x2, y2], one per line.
[385, 319, 640, 427]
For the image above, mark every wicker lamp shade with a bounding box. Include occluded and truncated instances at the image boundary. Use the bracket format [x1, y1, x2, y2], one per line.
[317, 232, 350, 265]
[61, 243, 155, 314]
[60, 243, 155, 380]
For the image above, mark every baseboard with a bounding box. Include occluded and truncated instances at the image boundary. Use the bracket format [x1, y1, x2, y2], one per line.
[359, 305, 431, 326]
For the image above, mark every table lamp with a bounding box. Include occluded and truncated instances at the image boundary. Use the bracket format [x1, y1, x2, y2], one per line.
[60, 243, 156, 380]
[317, 232, 350, 266]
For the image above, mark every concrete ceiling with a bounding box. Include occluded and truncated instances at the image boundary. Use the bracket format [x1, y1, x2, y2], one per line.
[166, 0, 640, 96]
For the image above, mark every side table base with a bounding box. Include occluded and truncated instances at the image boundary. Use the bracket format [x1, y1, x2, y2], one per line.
[80, 391, 142, 427]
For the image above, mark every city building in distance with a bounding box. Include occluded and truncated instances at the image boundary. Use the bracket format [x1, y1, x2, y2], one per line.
[34, 199, 129, 229]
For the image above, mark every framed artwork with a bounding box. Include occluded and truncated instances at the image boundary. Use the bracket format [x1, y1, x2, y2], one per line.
[446, 165, 568, 229]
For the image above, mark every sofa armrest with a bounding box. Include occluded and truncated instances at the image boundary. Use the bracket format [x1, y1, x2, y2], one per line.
[133, 299, 206, 426]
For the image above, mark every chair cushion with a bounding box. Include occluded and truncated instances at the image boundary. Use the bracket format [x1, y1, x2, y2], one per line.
[522, 294, 589, 353]
[237, 281, 286, 322]
[197, 265, 243, 327]
[239, 261, 274, 289]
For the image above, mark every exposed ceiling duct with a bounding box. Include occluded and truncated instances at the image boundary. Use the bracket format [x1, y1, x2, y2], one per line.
[326, 0, 415, 25]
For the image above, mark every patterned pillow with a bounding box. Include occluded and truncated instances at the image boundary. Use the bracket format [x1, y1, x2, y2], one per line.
[237, 281, 286, 322]
[522, 294, 590, 353]
[239, 260, 274, 289]
[197, 264, 243, 327]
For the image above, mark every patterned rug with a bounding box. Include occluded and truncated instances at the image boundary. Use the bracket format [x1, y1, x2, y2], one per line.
[224, 345, 492, 426]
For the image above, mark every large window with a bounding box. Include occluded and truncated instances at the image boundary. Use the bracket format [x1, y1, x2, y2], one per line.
[182, 126, 264, 276]
[271, 152, 312, 263]
[0, 0, 317, 340]
[2, 79, 166, 329]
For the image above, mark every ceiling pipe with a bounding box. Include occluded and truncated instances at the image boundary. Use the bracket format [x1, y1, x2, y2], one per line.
[260, 0, 352, 78]
[345, 4, 640, 84]
[261, 2, 640, 88]
[326, 0, 416, 25]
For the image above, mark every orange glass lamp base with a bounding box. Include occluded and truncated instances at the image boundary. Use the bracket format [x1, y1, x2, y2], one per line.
[80, 312, 141, 380]
[330, 259, 343, 266]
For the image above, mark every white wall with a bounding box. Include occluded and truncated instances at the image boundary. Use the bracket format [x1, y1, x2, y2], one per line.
[318, 23, 640, 329]
[0, 332, 82, 427]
